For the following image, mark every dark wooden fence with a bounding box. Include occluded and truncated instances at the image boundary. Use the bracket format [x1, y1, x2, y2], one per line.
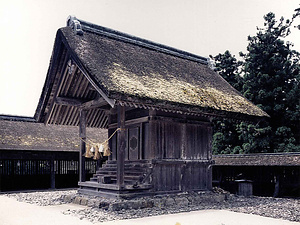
[0, 150, 97, 192]
[212, 165, 300, 197]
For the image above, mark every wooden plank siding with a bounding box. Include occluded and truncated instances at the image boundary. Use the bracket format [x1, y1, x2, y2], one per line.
[105, 108, 213, 194]
[151, 120, 212, 160]
[149, 117, 213, 193]
[152, 161, 210, 193]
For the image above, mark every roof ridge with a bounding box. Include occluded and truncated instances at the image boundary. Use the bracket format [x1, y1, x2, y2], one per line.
[0, 114, 36, 122]
[67, 16, 208, 65]
[213, 152, 300, 157]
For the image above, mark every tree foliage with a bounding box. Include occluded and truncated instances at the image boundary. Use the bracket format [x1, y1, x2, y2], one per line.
[211, 11, 300, 154]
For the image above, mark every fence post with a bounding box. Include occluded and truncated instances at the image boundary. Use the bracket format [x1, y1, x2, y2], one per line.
[50, 158, 55, 189]
[79, 109, 87, 182]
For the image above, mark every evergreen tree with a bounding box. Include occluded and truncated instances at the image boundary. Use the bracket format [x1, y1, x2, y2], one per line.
[209, 50, 243, 91]
[211, 11, 300, 154]
[240, 12, 300, 152]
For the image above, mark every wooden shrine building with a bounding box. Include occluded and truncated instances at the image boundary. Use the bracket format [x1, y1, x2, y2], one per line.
[34, 16, 268, 198]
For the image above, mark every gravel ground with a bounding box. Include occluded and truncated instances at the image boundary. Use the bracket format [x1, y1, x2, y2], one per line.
[4, 189, 300, 223]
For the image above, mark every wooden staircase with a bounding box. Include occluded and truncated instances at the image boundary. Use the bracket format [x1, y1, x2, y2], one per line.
[78, 160, 153, 198]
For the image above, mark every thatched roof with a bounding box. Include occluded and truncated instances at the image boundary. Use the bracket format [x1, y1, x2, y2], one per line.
[35, 16, 268, 127]
[213, 153, 300, 166]
[0, 116, 107, 152]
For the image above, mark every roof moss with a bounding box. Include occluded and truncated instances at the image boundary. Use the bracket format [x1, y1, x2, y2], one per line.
[60, 26, 268, 118]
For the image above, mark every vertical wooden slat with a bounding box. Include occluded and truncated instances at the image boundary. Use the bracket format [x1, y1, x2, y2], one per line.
[98, 110, 107, 128]
[111, 129, 117, 161]
[87, 109, 97, 127]
[181, 123, 186, 159]
[85, 108, 93, 127]
[142, 123, 149, 159]
[94, 110, 104, 127]
[65, 106, 76, 125]
[208, 125, 213, 161]
[89, 109, 98, 127]
[162, 122, 166, 159]
[94, 109, 104, 128]
[139, 123, 143, 159]
[157, 165, 163, 191]
[50, 157, 55, 189]
[70, 109, 79, 126]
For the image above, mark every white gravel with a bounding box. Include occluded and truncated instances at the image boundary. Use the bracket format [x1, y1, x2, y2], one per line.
[4, 189, 300, 223]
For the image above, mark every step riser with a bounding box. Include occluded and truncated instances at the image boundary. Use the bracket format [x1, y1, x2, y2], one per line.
[106, 160, 151, 164]
[97, 167, 150, 171]
[95, 170, 148, 176]
[93, 175, 142, 179]
[100, 165, 151, 169]
[90, 178, 136, 184]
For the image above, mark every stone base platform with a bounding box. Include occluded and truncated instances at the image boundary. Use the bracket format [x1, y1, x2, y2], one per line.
[62, 190, 228, 211]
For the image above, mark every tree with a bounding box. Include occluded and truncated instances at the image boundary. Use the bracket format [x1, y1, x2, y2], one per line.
[209, 50, 243, 91]
[240, 12, 300, 152]
[211, 11, 300, 154]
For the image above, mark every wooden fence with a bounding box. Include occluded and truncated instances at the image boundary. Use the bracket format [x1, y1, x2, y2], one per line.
[212, 165, 300, 197]
[0, 150, 97, 192]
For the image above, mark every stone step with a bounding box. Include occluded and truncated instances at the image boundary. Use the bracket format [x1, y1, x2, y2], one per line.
[93, 173, 147, 179]
[92, 174, 142, 180]
[103, 164, 152, 169]
[106, 160, 151, 165]
[90, 177, 141, 185]
[96, 166, 149, 172]
[78, 181, 153, 196]
[96, 168, 148, 175]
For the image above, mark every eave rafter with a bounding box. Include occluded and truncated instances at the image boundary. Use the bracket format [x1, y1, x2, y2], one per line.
[44, 54, 111, 128]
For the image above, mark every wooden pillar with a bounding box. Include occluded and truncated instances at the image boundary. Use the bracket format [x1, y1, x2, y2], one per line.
[117, 105, 125, 189]
[108, 108, 117, 161]
[207, 124, 213, 190]
[79, 109, 87, 182]
[50, 157, 55, 189]
[149, 110, 157, 159]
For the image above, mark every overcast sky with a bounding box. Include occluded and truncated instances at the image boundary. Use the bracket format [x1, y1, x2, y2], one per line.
[0, 0, 299, 117]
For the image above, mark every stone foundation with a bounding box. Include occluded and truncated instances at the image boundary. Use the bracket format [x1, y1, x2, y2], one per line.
[62, 190, 228, 211]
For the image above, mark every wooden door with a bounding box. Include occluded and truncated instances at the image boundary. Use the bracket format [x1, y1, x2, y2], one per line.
[128, 126, 139, 160]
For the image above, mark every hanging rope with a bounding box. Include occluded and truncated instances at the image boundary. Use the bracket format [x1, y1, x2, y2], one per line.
[80, 128, 124, 159]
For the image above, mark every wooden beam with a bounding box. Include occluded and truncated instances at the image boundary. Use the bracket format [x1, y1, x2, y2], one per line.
[55, 96, 85, 107]
[80, 96, 108, 109]
[108, 116, 149, 129]
[79, 109, 87, 182]
[55, 96, 108, 109]
[117, 105, 126, 189]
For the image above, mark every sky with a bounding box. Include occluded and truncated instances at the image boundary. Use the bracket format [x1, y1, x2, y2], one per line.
[0, 0, 299, 117]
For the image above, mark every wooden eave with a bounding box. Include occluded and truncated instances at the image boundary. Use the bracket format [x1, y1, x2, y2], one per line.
[35, 32, 113, 128]
[115, 99, 266, 123]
